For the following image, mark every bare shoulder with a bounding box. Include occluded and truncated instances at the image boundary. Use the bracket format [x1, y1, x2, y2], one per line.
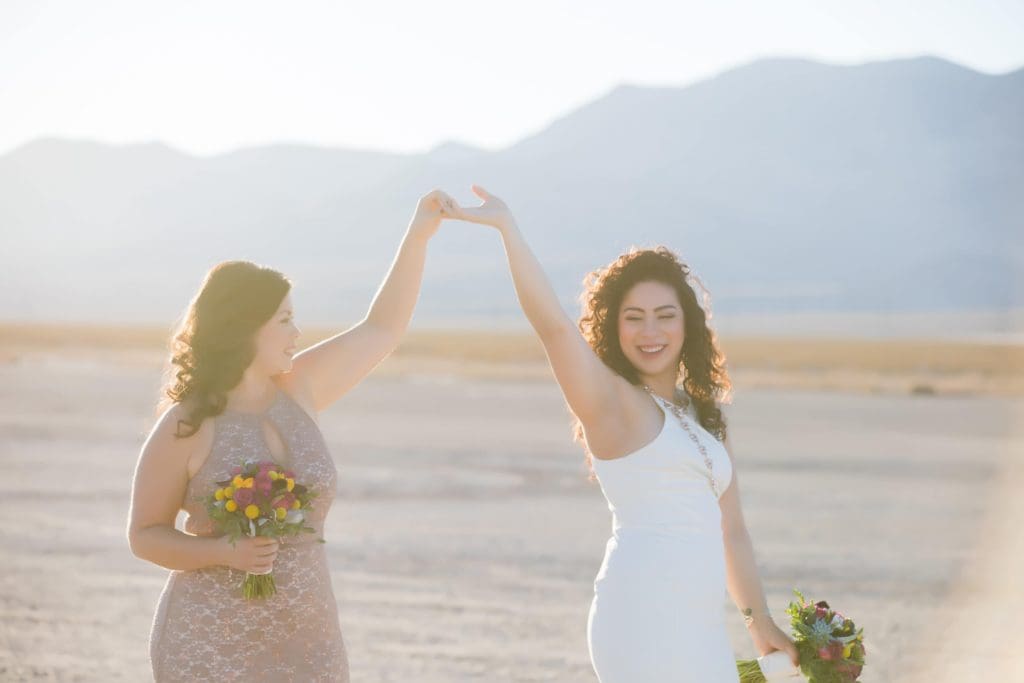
[147, 402, 199, 450]
[143, 401, 215, 480]
[580, 377, 662, 460]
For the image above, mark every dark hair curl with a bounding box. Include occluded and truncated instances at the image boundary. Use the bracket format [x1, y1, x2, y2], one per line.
[159, 261, 291, 438]
[575, 246, 732, 459]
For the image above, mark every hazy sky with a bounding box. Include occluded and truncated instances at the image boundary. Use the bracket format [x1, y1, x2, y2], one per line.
[3, 0, 1022, 157]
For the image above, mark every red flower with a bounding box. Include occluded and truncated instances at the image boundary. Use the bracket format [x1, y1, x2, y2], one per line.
[272, 493, 295, 510]
[835, 660, 863, 679]
[233, 488, 254, 507]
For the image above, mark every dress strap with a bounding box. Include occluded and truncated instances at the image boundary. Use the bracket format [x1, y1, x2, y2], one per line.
[641, 385, 719, 498]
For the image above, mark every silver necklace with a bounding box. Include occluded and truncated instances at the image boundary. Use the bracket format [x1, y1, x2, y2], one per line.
[642, 385, 719, 498]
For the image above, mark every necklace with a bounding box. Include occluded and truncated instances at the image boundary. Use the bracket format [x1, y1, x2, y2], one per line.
[642, 385, 719, 498]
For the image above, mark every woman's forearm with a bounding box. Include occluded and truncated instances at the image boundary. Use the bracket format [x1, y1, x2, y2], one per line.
[129, 524, 228, 571]
[363, 227, 431, 341]
[724, 529, 772, 626]
[499, 223, 574, 338]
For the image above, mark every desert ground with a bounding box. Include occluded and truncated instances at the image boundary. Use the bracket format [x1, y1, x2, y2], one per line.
[0, 325, 1021, 681]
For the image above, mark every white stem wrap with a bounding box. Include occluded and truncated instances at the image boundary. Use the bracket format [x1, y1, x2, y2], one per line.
[758, 651, 803, 680]
[247, 519, 273, 575]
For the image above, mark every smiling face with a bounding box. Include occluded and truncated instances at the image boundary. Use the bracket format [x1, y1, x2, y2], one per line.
[252, 292, 301, 376]
[617, 280, 685, 382]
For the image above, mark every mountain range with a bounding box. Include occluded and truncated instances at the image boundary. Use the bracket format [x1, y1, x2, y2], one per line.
[2, 56, 1021, 334]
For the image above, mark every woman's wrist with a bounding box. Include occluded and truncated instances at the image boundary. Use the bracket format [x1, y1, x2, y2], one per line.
[203, 536, 224, 568]
[741, 605, 772, 628]
[496, 219, 522, 243]
[404, 220, 437, 243]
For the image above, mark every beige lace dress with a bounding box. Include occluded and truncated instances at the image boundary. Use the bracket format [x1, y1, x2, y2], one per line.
[149, 388, 349, 682]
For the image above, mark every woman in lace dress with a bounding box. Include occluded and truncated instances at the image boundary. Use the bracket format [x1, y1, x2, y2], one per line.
[127, 190, 458, 682]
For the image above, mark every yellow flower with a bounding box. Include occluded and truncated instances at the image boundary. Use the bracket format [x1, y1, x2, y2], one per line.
[244, 504, 260, 519]
[225, 500, 238, 512]
[224, 486, 235, 499]
[232, 475, 244, 488]
[243, 477, 255, 489]
[269, 471, 279, 480]
[214, 488, 225, 501]
[275, 507, 287, 520]
[285, 478, 295, 492]
[843, 642, 854, 659]
[291, 500, 301, 509]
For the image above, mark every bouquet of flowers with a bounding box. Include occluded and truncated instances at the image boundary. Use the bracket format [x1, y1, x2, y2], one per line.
[737, 590, 866, 682]
[203, 459, 322, 599]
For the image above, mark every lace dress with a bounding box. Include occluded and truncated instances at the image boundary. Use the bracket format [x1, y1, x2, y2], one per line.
[149, 388, 349, 682]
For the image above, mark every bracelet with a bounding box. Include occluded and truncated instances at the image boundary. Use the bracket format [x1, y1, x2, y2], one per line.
[741, 606, 769, 626]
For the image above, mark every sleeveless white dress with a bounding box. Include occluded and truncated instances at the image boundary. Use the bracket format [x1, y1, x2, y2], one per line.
[587, 396, 737, 682]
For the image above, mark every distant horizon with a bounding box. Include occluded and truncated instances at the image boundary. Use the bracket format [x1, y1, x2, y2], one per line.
[2, 308, 1022, 344]
[4, 53, 1022, 160]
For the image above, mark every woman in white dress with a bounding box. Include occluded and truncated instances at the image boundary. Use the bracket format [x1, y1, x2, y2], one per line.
[450, 186, 799, 682]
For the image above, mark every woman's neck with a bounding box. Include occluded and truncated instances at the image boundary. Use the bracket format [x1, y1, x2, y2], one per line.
[226, 371, 278, 412]
[639, 372, 679, 404]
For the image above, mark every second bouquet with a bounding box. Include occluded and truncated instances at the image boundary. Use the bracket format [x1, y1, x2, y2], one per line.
[203, 459, 322, 599]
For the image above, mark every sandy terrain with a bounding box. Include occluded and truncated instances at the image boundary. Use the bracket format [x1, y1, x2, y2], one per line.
[0, 344, 1021, 681]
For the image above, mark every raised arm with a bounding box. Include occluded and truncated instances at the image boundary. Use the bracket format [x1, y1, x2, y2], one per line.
[451, 185, 628, 428]
[289, 190, 456, 412]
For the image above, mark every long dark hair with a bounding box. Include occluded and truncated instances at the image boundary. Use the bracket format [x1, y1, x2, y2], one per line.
[160, 261, 291, 438]
[575, 246, 732, 457]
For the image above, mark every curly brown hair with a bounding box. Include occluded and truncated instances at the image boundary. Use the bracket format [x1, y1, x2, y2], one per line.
[159, 261, 291, 438]
[575, 246, 732, 456]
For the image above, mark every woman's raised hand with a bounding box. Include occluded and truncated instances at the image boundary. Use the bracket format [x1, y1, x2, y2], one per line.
[450, 185, 518, 234]
[409, 189, 459, 239]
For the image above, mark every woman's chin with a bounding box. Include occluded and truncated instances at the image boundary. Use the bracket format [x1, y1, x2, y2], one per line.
[265, 359, 293, 377]
[630, 358, 677, 379]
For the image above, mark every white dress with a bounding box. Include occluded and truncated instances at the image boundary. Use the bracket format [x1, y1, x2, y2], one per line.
[587, 396, 737, 683]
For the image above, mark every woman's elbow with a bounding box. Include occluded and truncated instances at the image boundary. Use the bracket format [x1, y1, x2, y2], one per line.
[127, 527, 144, 559]
[127, 524, 157, 561]
[722, 522, 751, 546]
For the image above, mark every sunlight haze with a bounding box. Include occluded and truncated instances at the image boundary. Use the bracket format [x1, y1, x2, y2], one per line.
[3, 0, 1022, 156]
